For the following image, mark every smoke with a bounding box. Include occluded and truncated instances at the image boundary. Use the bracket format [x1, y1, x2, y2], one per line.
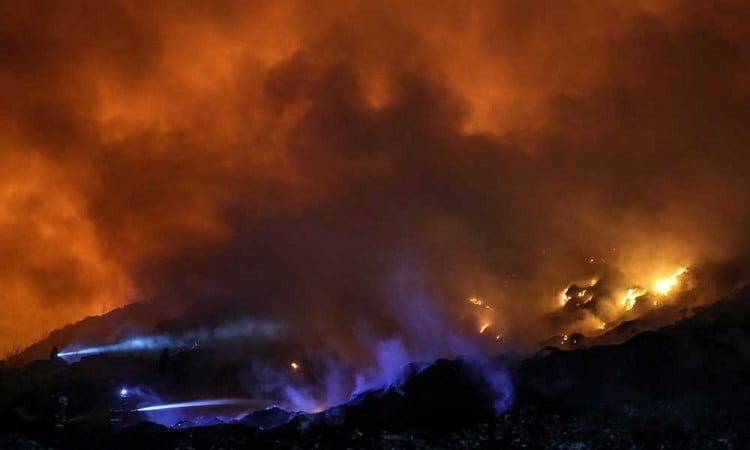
[1, 1, 750, 364]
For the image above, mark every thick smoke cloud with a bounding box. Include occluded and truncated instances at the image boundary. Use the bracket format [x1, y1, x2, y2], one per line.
[1, 1, 749, 354]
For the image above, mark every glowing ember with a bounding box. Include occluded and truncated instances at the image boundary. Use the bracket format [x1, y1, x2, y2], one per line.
[469, 297, 493, 311]
[653, 267, 688, 295]
[479, 323, 490, 334]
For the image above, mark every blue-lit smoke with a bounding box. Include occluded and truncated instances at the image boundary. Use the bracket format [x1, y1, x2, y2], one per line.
[381, 262, 514, 413]
[278, 263, 514, 414]
[58, 318, 281, 361]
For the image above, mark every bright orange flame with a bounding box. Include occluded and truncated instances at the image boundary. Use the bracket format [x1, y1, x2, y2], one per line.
[653, 267, 687, 295]
[621, 288, 646, 310]
[560, 290, 571, 306]
[479, 323, 490, 333]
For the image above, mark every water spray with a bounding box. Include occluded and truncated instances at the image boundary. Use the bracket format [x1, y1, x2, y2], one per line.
[58, 318, 281, 361]
[58, 335, 179, 360]
[135, 398, 268, 412]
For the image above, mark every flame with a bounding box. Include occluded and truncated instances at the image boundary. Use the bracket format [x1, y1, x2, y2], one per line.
[470, 297, 494, 335]
[560, 290, 571, 306]
[653, 267, 687, 295]
[621, 288, 646, 310]
[556, 265, 689, 338]
[469, 297, 493, 311]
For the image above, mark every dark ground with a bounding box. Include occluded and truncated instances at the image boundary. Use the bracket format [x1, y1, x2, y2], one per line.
[3, 286, 750, 449]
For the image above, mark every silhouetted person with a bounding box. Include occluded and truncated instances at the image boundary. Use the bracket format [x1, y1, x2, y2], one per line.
[49, 346, 59, 361]
[56, 395, 68, 427]
[158, 348, 170, 372]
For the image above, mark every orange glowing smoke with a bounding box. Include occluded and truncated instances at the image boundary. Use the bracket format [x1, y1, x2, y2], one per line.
[1, 1, 749, 353]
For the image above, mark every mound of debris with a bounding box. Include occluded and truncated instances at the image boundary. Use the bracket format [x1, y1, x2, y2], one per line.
[5, 286, 750, 448]
[294, 358, 500, 433]
[517, 285, 750, 415]
[239, 406, 294, 430]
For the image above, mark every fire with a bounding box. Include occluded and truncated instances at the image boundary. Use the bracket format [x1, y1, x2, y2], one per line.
[469, 297, 493, 311]
[560, 290, 571, 306]
[556, 265, 690, 338]
[621, 288, 646, 310]
[653, 267, 687, 295]
[469, 297, 494, 335]
[290, 361, 300, 371]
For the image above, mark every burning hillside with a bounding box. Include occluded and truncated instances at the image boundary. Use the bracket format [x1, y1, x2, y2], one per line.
[4, 285, 750, 448]
[552, 265, 694, 335]
[1, 0, 750, 357]
[2, 0, 750, 448]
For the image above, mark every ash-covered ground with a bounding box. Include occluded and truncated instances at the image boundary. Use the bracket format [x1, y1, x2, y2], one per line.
[3, 287, 750, 449]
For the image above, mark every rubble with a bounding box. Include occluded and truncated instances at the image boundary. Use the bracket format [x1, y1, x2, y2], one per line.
[4, 287, 750, 448]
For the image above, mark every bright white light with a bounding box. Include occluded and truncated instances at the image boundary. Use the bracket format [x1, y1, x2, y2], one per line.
[136, 399, 256, 412]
